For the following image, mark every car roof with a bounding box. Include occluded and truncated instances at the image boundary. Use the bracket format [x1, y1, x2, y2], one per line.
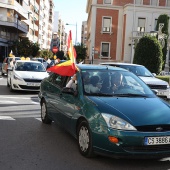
[76, 64, 128, 71]
[100, 62, 144, 67]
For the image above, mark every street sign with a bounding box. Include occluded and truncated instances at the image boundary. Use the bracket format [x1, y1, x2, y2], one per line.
[52, 47, 58, 54]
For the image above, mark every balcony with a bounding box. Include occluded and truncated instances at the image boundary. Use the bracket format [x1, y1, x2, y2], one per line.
[0, 16, 28, 33]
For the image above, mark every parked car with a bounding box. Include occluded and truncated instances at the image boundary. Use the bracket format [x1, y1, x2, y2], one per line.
[1, 57, 20, 75]
[7, 60, 49, 91]
[32, 58, 48, 69]
[100, 62, 170, 100]
[38, 64, 170, 159]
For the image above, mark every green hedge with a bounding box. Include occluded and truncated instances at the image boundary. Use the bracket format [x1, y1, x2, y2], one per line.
[156, 75, 170, 84]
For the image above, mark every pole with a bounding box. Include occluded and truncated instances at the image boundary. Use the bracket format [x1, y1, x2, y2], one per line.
[15, 13, 18, 56]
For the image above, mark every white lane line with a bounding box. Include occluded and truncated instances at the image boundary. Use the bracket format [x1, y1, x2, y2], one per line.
[0, 96, 37, 100]
[0, 101, 17, 104]
[0, 116, 15, 120]
[35, 118, 42, 121]
[31, 101, 39, 105]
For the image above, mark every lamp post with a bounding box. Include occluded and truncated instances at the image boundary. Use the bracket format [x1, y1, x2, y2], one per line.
[66, 23, 77, 45]
[91, 46, 94, 64]
[15, 13, 18, 56]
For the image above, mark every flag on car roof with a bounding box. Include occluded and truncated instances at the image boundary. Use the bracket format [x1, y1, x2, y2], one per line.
[47, 30, 77, 76]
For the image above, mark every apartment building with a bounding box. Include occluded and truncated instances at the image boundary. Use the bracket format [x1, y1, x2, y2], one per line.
[81, 21, 87, 47]
[0, 0, 29, 62]
[0, 0, 54, 62]
[86, 0, 170, 66]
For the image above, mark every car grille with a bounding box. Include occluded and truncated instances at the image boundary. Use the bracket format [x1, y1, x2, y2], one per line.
[136, 125, 170, 132]
[148, 84, 167, 90]
[19, 85, 40, 90]
[23, 79, 42, 83]
[123, 145, 170, 152]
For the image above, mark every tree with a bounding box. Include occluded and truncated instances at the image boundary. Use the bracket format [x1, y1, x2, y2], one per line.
[156, 14, 169, 70]
[133, 36, 163, 74]
[40, 50, 53, 59]
[74, 43, 87, 63]
[11, 39, 40, 57]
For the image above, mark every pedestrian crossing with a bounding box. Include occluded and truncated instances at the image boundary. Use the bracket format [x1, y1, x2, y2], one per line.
[0, 95, 41, 120]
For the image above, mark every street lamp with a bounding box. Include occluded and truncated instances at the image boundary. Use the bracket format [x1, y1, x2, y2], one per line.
[15, 13, 19, 56]
[66, 23, 77, 45]
[15, 14, 18, 40]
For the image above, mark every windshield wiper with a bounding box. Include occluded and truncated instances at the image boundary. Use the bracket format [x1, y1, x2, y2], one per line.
[86, 93, 114, 96]
[113, 93, 147, 97]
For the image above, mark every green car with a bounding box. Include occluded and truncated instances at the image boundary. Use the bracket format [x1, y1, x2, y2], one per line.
[38, 64, 170, 159]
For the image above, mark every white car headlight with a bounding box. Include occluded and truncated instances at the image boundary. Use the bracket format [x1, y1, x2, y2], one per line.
[14, 74, 23, 81]
[101, 113, 137, 131]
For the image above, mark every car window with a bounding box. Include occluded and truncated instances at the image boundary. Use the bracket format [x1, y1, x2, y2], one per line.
[48, 73, 66, 87]
[81, 69, 154, 96]
[15, 62, 46, 72]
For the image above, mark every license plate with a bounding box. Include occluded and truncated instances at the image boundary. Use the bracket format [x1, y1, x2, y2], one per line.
[158, 91, 165, 95]
[27, 83, 40, 86]
[144, 136, 170, 145]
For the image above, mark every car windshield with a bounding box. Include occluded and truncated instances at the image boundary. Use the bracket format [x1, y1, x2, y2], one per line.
[15, 62, 46, 72]
[81, 69, 155, 97]
[120, 65, 153, 77]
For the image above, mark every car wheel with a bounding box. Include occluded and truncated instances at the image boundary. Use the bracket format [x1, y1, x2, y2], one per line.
[77, 121, 95, 157]
[41, 99, 52, 124]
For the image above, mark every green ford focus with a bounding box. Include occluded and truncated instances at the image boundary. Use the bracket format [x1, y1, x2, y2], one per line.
[38, 64, 170, 159]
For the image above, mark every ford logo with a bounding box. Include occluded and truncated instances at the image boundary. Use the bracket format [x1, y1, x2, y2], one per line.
[156, 127, 163, 131]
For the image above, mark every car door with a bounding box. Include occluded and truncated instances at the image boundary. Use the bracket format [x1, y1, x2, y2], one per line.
[58, 74, 83, 132]
[46, 73, 68, 126]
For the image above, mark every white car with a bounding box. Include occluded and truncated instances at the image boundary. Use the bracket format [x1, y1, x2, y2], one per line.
[100, 62, 170, 100]
[7, 60, 49, 91]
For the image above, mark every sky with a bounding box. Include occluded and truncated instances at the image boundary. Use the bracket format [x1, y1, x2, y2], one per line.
[54, 0, 88, 44]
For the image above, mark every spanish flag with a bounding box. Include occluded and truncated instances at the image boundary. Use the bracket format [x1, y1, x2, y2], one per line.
[47, 30, 77, 76]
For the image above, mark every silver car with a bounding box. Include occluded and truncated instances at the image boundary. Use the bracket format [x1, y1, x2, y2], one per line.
[100, 62, 170, 100]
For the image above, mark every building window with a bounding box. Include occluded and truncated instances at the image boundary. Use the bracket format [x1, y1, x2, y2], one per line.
[167, 0, 170, 6]
[103, 0, 111, 4]
[102, 17, 111, 33]
[135, 0, 143, 4]
[137, 18, 146, 32]
[150, 0, 158, 6]
[101, 42, 110, 58]
[154, 19, 158, 31]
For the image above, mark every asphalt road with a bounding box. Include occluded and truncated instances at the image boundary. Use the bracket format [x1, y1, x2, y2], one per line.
[0, 75, 170, 170]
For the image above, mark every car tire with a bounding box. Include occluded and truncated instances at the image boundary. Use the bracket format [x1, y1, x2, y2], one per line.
[41, 99, 52, 124]
[77, 121, 95, 158]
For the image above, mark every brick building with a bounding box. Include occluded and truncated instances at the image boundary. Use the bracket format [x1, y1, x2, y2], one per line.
[86, 0, 170, 68]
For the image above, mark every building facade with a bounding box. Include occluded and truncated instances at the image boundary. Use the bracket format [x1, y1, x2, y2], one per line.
[0, 0, 54, 62]
[81, 21, 87, 47]
[86, 0, 170, 67]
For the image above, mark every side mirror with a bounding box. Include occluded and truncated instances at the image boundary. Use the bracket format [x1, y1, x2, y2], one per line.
[152, 73, 156, 77]
[62, 87, 77, 96]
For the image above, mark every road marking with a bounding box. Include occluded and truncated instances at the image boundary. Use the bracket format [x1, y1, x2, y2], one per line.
[0, 101, 17, 104]
[0, 116, 15, 120]
[36, 118, 42, 121]
[31, 101, 39, 105]
[0, 96, 37, 100]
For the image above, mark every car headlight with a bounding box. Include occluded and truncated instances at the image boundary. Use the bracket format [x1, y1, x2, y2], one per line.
[14, 74, 23, 81]
[101, 113, 137, 131]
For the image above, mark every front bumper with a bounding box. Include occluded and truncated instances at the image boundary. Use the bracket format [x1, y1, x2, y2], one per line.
[92, 127, 170, 159]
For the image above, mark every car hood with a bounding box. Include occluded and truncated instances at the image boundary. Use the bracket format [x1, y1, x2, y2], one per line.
[139, 76, 168, 85]
[87, 96, 170, 126]
[15, 71, 49, 79]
